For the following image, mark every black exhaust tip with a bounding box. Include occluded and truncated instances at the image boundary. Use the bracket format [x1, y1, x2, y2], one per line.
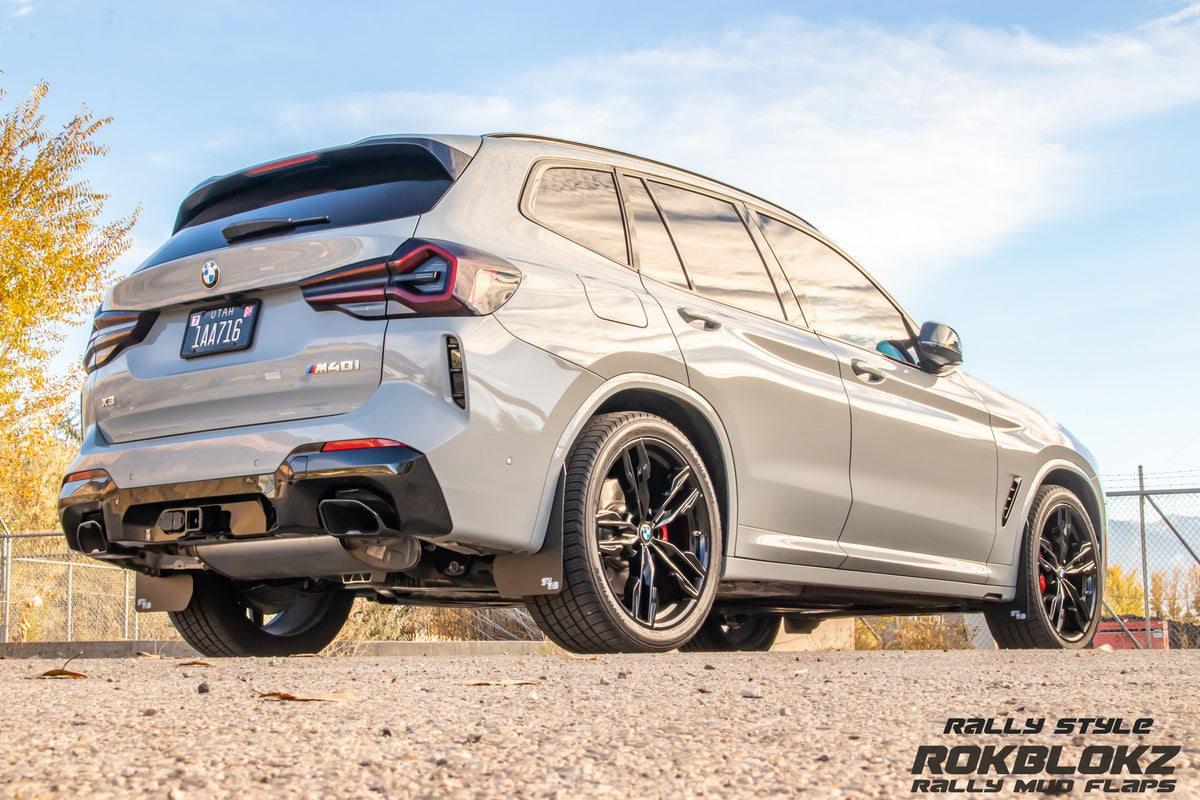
[318, 498, 386, 537]
[77, 520, 108, 555]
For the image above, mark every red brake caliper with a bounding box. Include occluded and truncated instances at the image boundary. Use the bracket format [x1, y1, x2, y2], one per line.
[1039, 573, 1047, 593]
[659, 526, 669, 543]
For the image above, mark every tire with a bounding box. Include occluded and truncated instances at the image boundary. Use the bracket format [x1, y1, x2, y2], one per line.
[170, 571, 354, 657]
[681, 612, 782, 652]
[985, 485, 1103, 649]
[527, 412, 723, 653]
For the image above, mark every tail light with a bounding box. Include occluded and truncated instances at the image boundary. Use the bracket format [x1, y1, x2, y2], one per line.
[244, 152, 319, 176]
[320, 438, 406, 452]
[300, 239, 521, 319]
[83, 309, 159, 374]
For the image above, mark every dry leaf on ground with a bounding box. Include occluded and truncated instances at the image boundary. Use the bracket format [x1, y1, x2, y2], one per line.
[29, 668, 88, 680]
[257, 690, 361, 703]
[28, 653, 87, 680]
[177, 660, 215, 667]
[457, 679, 539, 687]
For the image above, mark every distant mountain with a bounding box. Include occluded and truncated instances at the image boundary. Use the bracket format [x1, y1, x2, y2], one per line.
[1106, 512, 1200, 575]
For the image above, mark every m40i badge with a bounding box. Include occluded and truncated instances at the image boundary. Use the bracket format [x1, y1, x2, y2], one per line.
[306, 360, 360, 375]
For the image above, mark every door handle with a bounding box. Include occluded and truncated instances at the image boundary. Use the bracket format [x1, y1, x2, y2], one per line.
[677, 307, 722, 331]
[850, 359, 886, 384]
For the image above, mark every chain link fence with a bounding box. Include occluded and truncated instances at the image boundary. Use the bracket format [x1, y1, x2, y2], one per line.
[1099, 468, 1200, 649]
[0, 532, 177, 643]
[3, 469, 1198, 646]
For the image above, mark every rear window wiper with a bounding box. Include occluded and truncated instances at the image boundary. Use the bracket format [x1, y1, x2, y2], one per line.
[221, 215, 330, 244]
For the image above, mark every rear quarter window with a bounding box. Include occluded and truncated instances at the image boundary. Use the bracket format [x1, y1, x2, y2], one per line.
[528, 167, 629, 264]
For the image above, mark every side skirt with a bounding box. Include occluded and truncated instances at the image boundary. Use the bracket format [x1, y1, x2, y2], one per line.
[720, 556, 1015, 603]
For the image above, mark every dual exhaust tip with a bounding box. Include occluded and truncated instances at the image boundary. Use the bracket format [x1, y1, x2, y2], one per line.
[317, 498, 394, 538]
[76, 519, 108, 555]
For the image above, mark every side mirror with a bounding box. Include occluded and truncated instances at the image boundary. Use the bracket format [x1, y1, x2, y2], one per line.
[917, 321, 962, 374]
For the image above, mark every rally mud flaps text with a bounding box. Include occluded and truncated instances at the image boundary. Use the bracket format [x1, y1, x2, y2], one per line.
[910, 718, 1179, 794]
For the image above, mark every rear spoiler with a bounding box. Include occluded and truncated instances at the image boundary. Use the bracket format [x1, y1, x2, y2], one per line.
[174, 136, 480, 234]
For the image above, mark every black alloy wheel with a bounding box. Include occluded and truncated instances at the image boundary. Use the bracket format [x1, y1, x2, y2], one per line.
[527, 412, 723, 653]
[593, 435, 712, 629]
[1036, 503, 1099, 643]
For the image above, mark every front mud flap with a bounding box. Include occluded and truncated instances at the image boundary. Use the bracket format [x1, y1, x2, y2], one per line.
[494, 470, 564, 597]
[135, 572, 193, 612]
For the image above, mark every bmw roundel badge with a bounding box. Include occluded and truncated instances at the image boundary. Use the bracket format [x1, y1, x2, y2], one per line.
[201, 261, 220, 289]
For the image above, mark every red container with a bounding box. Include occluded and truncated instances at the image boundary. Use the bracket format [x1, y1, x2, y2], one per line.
[1093, 620, 1170, 650]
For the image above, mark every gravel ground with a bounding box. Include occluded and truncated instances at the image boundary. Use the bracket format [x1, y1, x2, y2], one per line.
[0, 649, 1196, 799]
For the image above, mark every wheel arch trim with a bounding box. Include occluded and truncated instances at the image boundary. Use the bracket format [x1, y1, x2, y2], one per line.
[1001, 456, 1106, 574]
[526, 373, 738, 556]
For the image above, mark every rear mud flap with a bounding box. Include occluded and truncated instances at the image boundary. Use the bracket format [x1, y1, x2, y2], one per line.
[135, 572, 193, 612]
[494, 470, 564, 597]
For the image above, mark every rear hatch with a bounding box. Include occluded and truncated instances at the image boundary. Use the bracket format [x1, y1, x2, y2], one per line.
[88, 137, 476, 444]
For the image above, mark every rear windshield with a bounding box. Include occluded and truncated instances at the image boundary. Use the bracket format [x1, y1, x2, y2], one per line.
[140, 145, 454, 270]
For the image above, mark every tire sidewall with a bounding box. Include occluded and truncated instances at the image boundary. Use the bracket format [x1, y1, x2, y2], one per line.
[684, 611, 781, 652]
[181, 572, 354, 657]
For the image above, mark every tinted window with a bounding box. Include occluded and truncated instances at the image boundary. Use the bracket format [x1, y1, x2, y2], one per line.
[531, 167, 628, 263]
[620, 176, 689, 289]
[144, 146, 454, 270]
[758, 215, 912, 353]
[649, 182, 783, 320]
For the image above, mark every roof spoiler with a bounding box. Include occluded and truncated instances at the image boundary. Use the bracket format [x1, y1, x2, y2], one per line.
[173, 136, 478, 234]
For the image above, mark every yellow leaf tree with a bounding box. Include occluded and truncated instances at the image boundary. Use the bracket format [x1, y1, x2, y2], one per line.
[1104, 564, 1146, 617]
[1150, 570, 1166, 619]
[0, 81, 138, 530]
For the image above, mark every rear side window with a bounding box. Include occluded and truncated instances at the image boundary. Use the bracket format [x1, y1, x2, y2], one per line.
[530, 167, 628, 264]
[620, 176, 689, 289]
[142, 144, 456, 270]
[758, 214, 912, 352]
[649, 182, 783, 320]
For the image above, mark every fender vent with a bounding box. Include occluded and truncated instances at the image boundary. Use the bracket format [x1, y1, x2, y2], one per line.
[446, 336, 466, 408]
[1001, 476, 1023, 526]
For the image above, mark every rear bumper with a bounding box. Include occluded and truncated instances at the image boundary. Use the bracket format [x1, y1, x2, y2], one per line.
[59, 444, 452, 552]
[62, 314, 604, 555]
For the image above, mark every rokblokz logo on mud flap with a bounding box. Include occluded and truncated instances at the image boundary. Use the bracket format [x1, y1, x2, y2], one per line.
[911, 717, 1180, 794]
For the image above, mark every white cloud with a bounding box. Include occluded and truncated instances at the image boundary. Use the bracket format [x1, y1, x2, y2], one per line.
[276, 5, 1200, 290]
[9, 0, 33, 17]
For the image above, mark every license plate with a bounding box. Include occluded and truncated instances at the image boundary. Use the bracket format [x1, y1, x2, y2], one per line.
[181, 300, 261, 359]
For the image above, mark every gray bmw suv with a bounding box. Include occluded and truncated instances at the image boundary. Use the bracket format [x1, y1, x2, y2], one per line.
[59, 134, 1105, 655]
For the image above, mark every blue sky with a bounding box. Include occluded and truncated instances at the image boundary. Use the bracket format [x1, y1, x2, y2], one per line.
[3, 1, 1199, 482]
